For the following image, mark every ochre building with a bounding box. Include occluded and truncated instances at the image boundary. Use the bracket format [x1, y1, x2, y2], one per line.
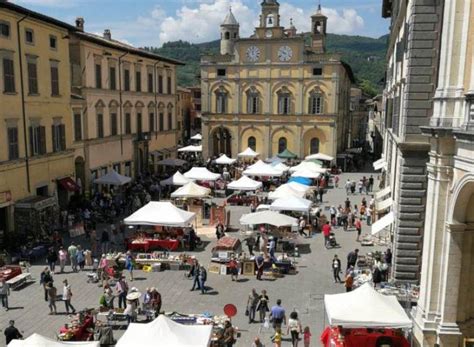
[201, 0, 353, 160]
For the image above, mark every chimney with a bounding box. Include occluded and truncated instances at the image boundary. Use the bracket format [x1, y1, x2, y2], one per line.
[75, 17, 84, 31]
[103, 29, 111, 40]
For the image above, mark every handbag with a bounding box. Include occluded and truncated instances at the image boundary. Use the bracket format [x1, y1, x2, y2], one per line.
[245, 308, 249, 316]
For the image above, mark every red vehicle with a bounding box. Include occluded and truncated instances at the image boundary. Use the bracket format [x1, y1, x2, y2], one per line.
[0, 265, 22, 281]
[321, 327, 410, 347]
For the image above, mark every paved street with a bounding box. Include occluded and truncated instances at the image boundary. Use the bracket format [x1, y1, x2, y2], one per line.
[1, 172, 384, 347]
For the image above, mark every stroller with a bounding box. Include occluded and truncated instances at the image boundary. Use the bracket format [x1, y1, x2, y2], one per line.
[326, 232, 340, 249]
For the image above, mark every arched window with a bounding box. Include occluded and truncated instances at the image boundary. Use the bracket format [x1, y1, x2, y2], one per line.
[310, 138, 320, 154]
[314, 21, 321, 34]
[233, 32, 237, 39]
[278, 137, 287, 153]
[225, 32, 230, 40]
[215, 87, 228, 114]
[309, 90, 323, 114]
[266, 14, 274, 27]
[246, 88, 260, 114]
[248, 136, 256, 151]
[277, 88, 291, 115]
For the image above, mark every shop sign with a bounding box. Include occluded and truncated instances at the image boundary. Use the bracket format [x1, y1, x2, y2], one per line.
[0, 191, 12, 205]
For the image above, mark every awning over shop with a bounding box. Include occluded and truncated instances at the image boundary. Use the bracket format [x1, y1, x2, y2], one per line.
[373, 157, 387, 171]
[376, 197, 393, 212]
[375, 186, 391, 200]
[277, 148, 297, 159]
[57, 177, 80, 192]
[371, 211, 395, 235]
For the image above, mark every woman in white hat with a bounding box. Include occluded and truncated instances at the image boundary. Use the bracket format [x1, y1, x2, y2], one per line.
[124, 288, 141, 324]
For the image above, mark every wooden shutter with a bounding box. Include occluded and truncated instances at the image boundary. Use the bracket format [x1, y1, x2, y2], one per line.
[28, 126, 34, 155]
[39, 126, 46, 154]
[60, 124, 66, 150]
[51, 125, 56, 152]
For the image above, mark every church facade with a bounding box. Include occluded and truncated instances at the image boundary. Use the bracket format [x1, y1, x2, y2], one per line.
[200, 0, 354, 159]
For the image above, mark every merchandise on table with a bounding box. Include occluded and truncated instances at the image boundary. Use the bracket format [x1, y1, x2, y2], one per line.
[320, 326, 410, 347]
[58, 311, 95, 341]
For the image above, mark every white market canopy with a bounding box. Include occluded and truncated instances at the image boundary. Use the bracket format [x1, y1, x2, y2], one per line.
[272, 162, 290, 172]
[190, 133, 202, 141]
[215, 154, 237, 165]
[291, 169, 322, 179]
[289, 161, 324, 173]
[324, 283, 412, 329]
[157, 158, 187, 167]
[268, 184, 306, 200]
[238, 147, 259, 158]
[247, 160, 267, 169]
[160, 171, 193, 186]
[270, 196, 313, 212]
[171, 182, 211, 199]
[305, 153, 334, 161]
[240, 210, 298, 227]
[287, 181, 311, 193]
[124, 201, 196, 227]
[116, 315, 212, 347]
[227, 176, 262, 191]
[178, 145, 202, 152]
[371, 211, 395, 235]
[184, 167, 221, 181]
[8, 333, 99, 347]
[93, 170, 132, 186]
[373, 157, 387, 171]
[243, 164, 283, 177]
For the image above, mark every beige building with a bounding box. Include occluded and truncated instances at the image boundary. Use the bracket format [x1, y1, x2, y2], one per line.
[69, 20, 183, 192]
[201, 1, 353, 159]
[0, 2, 76, 235]
[177, 86, 191, 143]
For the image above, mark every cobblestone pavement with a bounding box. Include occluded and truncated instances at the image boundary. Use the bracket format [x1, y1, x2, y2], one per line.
[0, 172, 385, 347]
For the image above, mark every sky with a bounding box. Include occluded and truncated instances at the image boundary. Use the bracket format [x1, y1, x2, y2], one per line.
[12, 0, 390, 48]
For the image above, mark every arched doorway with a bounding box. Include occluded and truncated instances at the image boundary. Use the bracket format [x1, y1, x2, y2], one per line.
[278, 137, 287, 153]
[211, 127, 232, 157]
[248, 136, 256, 151]
[74, 156, 85, 193]
[310, 137, 320, 154]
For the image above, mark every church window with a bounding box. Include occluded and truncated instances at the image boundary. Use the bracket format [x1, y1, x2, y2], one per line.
[246, 88, 260, 114]
[278, 137, 287, 153]
[248, 136, 256, 151]
[216, 88, 228, 114]
[277, 88, 291, 115]
[309, 91, 323, 114]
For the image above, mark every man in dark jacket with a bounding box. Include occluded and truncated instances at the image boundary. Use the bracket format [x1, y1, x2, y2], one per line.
[332, 255, 342, 283]
[4, 320, 22, 344]
[346, 249, 359, 270]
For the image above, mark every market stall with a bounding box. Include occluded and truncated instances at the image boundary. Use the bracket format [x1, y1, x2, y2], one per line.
[268, 184, 306, 200]
[8, 333, 99, 347]
[270, 196, 313, 213]
[160, 171, 193, 187]
[93, 170, 131, 186]
[116, 315, 212, 347]
[57, 311, 96, 342]
[178, 145, 203, 153]
[124, 202, 196, 227]
[305, 153, 334, 162]
[239, 211, 297, 228]
[215, 154, 236, 165]
[237, 147, 259, 159]
[277, 148, 298, 159]
[291, 169, 323, 179]
[289, 161, 323, 173]
[190, 133, 203, 141]
[243, 163, 283, 177]
[184, 167, 221, 181]
[171, 182, 211, 199]
[227, 176, 262, 191]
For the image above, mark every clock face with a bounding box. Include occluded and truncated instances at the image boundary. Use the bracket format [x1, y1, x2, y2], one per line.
[265, 29, 273, 38]
[278, 46, 293, 62]
[246, 46, 261, 62]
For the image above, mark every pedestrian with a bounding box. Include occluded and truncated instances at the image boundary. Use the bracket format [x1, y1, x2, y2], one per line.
[76, 245, 85, 271]
[303, 326, 312, 347]
[101, 229, 110, 254]
[62, 279, 76, 314]
[256, 289, 269, 323]
[0, 278, 10, 311]
[334, 175, 339, 188]
[350, 180, 356, 194]
[40, 267, 53, 302]
[189, 259, 201, 291]
[46, 247, 58, 273]
[329, 206, 337, 226]
[344, 197, 351, 209]
[366, 206, 372, 226]
[322, 222, 331, 248]
[287, 311, 302, 347]
[228, 257, 239, 281]
[355, 218, 362, 242]
[344, 273, 353, 292]
[332, 255, 342, 283]
[150, 287, 162, 316]
[124, 298, 138, 325]
[346, 249, 359, 269]
[255, 252, 265, 280]
[247, 288, 259, 323]
[90, 228, 98, 255]
[223, 320, 235, 347]
[270, 299, 286, 331]
[68, 243, 78, 272]
[115, 276, 129, 309]
[46, 282, 57, 315]
[198, 265, 207, 294]
[271, 327, 282, 347]
[369, 175, 374, 192]
[252, 337, 265, 347]
[4, 320, 22, 345]
[318, 186, 324, 203]
[298, 217, 307, 237]
[215, 221, 225, 239]
[345, 179, 351, 194]
[245, 235, 256, 255]
[58, 246, 67, 273]
[125, 251, 135, 281]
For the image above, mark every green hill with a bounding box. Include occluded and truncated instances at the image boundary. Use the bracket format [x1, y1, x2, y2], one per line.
[143, 33, 387, 96]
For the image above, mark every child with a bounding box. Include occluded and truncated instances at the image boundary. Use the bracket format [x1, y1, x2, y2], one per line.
[271, 327, 282, 347]
[303, 326, 312, 347]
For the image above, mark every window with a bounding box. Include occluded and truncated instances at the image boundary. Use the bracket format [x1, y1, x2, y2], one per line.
[0, 21, 10, 38]
[248, 136, 256, 151]
[309, 93, 323, 114]
[217, 69, 226, 77]
[50, 65, 59, 96]
[74, 113, 82, 141]
[310, 138, 320, 154]
[136, 113, 142, 134]
[124, 69, 130, 91]
[158, 75, 163, 94]
[149, 112, 154, 132]
[97, 113, 104, 138]
[277, 90, 291, 114]
[95, 64, 102, 89]
[167, 76, 172, 94]
[135, 71, 141, 92]
[3, 58, 15, 93]
[124, 161, 132, 177]
[27, 60, 38, 94]
[159, 113, 164, 131]
[7, 127, 19, 160]
[168, 111, 172, 130]
[109, 67, 116, 90]
[246, 88, 259, 114]
[125, 113, 131, 134]
[113, 163, 121, 174]
[216, 88, 227, 114]
[52, 123, 66, 152]
[49, 35, 57, 49]
[147, 73, 153, 93]
[25, 28, 34, 44]
[313, 67, 323, 76]
[110, 113, 118, 136]
[224, 32, 230, 40]
[278, 137, 287, 153]
[29, 125, 46, 156]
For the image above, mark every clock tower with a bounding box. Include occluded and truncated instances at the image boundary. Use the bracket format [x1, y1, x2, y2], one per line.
[256, 0, 284, 39]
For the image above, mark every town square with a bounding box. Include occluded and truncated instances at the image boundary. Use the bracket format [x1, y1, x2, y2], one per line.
[0, 0, 473, 346]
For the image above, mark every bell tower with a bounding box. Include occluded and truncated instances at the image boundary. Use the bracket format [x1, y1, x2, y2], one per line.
[311, 4, 327, 53]
[256, 0, 284, 39]
[220, 7, 239, 55]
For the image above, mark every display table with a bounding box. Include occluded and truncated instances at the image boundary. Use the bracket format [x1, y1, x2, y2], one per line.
[320, 327, 410, 347]
[58, 315, 94, 341]
[128, 239, 179, 252]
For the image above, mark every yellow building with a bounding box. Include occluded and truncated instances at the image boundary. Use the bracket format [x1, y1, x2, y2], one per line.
[177, 86, 192, 142]
[201, 1, 353, 159]
[69, 20, 183, 192]
[0, 2, 75, 234]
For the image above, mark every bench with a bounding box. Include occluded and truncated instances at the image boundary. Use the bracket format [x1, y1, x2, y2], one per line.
[7, 273, 33, 290]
